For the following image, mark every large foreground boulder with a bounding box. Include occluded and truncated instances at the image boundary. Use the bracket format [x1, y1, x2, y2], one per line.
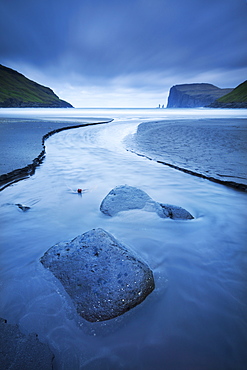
[100, 185, 194, 220]
[0, 318, 54, 370]
[40, 228, 154, 322]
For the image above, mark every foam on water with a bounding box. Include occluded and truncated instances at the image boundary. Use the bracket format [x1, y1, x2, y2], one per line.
[0, 108, 247, 369]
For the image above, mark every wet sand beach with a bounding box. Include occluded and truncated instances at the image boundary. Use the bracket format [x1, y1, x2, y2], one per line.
[0, 115, 112, 189]
[0, 117, 111, 175]
[126, 118, 247, 190]
[1, 113, 247, 191]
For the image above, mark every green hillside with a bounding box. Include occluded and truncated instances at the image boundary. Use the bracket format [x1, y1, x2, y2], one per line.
[0, 64, 73, 108]
[209, 80, 247, 108]
[217, 80, 247, 103]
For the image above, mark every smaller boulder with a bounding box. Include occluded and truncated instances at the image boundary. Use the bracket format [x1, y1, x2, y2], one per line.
[100, 185, 168, 217]
[100, 185, 193, 220]
[160, 204, 194, 220]
[40, 228, 154, 322]
[100, 185, 153, 216]
[15, 203, 30, 212]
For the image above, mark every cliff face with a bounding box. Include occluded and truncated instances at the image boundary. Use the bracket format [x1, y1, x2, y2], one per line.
[0, 65, 73, 108]
[166, 83, 233, 108]
[208, 80, 247, 108]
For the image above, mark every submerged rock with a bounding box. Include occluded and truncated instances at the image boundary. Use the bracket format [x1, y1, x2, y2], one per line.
[0, 318, 54, 370]
[15, 203, 31, 212]
[40, 228, 155, 322]
[100, 185, 193, 220]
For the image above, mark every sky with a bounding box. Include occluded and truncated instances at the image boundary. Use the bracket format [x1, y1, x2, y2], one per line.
[0, 0, 247, 108]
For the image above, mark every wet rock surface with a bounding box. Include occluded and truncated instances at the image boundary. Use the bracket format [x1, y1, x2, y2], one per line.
[100, 185, 194, 220]
[15, 203, 31, 212]
[160, 204, 194, 220]
[40, 228, 155, 322]
[0, 318, 54, 370]
[100, 184, 165, 217]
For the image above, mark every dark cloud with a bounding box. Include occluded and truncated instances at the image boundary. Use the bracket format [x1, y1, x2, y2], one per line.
[0, 0, 246, 106]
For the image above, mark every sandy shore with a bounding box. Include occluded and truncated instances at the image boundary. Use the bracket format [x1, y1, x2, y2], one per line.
[130, 118, 247, 190]
[0, 117, 111, 189]
[1, 114, 247, 192]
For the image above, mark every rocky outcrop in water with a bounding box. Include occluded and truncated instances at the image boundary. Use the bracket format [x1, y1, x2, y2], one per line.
[100, 185, 194, 220]
[159, 203, 194, 220]
[15, 203, 31, 212]
[0, 318, 54, 369]
[100, 185, 166, 217]
[166, 83, 233, 108]
[40, 228, 155, 322]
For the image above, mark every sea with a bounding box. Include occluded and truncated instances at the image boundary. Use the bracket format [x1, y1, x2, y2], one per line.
[0, 107, 247, 369]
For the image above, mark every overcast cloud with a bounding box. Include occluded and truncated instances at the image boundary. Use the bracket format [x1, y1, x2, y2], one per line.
[0, 0, 246, 107]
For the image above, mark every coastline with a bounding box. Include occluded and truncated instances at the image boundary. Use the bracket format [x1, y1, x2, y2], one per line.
[0, 119, 113, 191]
[127, 149, 247, 192]
[126, 118, 247, 192]
[1, 112, 247, 193]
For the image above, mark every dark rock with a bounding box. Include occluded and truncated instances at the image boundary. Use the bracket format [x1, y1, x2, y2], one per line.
[40, 228, 155, 322]
[166, 83, 233, 108]
[207, 101, 247, 108]
[100, 185, 193, 220]
[0, 318, 54, 370]
[15, 203, 31, 212]
[160, 204, 194, 220]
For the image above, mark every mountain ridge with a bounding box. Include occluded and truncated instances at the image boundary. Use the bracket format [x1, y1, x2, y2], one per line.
[0, 65, 73, 108]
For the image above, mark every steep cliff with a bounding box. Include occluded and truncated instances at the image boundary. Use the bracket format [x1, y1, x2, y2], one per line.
[208, 80, 247, 108]
[0, 64, 73, 108]
[166, 83, 233, 108]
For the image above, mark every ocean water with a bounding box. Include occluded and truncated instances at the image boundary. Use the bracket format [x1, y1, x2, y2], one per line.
[0, 108, 247, 369]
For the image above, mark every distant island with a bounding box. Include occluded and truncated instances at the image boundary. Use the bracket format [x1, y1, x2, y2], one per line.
[166, 83, 233, 108]
[166, 81, 247, 108]
[0, 64, 73, 108]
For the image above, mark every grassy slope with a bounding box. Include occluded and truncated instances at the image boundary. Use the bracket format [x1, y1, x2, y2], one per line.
[216, 80, 247, 103]
[0, 65, 72, 106]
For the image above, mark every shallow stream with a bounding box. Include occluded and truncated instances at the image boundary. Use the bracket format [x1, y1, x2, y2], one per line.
[0, 108, 247, 369]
